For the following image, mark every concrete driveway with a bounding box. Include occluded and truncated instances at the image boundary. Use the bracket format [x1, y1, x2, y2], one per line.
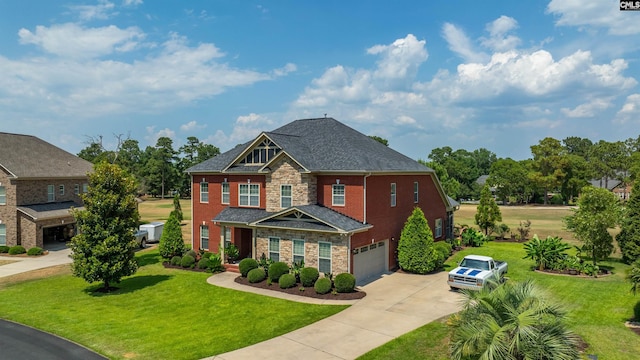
[0, 245, 72, 278]
[207, 270, 462, 360]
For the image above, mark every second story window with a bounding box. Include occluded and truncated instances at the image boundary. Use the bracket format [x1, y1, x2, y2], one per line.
[200, 181, 209, 203]
[390, 183, 396, 207]
[221, 183, 230, 204]
[59, 185, 65, 196]
[281, 185, 292, 208]
[47, 185, 55, 202]
[0, 186, 5, 205]
[239, 183, 259, 207]
[332, 184, 345, 206]
[74, 184, 80, 195]
[414, 181, 419, 203]
[82, 183, 88, 193]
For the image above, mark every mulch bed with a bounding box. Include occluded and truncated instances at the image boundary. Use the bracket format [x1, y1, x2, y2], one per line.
[234, 275, 366, 301]
[162, 262, 210, 273]
[534, 268, 611, 277]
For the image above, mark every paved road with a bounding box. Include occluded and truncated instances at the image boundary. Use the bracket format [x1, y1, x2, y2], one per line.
[0, 319, 106, 360]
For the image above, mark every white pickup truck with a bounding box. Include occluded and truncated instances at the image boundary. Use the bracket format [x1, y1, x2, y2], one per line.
[448, 255, 508, 290]
[134, 229, 148, 248]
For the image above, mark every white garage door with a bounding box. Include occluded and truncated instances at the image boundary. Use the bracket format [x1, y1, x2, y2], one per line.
[353, 240, 387, 285]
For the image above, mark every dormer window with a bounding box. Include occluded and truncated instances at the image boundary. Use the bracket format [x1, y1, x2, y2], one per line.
[239, 139, 281, 165]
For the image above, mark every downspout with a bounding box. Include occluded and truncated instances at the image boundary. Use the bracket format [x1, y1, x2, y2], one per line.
[347, 234, 352, 274]
[363, 173, 371, 224]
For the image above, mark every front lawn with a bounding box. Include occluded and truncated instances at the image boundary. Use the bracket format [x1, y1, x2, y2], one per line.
[359, 241, 640, 360]
[0, 249, 347, 359]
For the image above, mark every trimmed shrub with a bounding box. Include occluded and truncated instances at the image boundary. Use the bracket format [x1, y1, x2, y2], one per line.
[208, 253, 224, 272]
[268, 261, 290, 282]
[184, 249, 197, 259]
[197, 258, 210, 270]
[170, 256, 182, 266]
[635, 301, 640, 322]
[8, 245, 26, 255]
[398, 207, 439, 274]
[159, 213, 185, 259]
[180, 255, 195, 268]
[0, 246, 10, 253]
[239, 258, 259, 277]
[279, 273, 297, 289]
[248, 268, 266, 283]
[27, 247, 44, 256]
[300, 267, 320, 287]
[334, 273, 356, 293]
[434, 241, 452, 268]
[201, 252, 213, 259]
[314, 277, 332, 294]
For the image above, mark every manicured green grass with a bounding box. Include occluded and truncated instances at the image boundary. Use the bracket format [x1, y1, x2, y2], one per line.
[0, 249, 347, 359]
[359, 241, 640, 360]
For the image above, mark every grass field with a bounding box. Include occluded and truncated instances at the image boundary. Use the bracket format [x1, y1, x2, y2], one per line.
[360, 204, 639, 360]
[138, 197, 192, 244]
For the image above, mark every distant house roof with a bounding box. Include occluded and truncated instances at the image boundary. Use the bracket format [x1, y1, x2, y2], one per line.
[187, 118, 432, 174]
[589, 178, 622, 191]
[214, 204, 371, 234]
[0, 132, 93, 179]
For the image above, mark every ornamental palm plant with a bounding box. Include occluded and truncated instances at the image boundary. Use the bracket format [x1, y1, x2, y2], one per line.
[449, 279, 580, 360]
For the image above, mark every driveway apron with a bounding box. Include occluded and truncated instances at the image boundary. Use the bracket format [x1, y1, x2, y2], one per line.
[207, 271, 462, 360]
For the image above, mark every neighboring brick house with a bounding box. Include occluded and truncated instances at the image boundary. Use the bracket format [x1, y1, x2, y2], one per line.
[187, 118, 456, 284]
[0, 133, 93, 249]
[589, 177, 633, 201]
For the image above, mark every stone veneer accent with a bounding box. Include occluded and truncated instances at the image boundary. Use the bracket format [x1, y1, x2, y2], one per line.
[255, 228, 348, 274]
[265, 156, 317, 212]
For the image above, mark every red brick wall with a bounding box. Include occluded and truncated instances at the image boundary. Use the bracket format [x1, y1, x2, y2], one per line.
[191, 174, 265, 252]
[316, 175, 364, 221]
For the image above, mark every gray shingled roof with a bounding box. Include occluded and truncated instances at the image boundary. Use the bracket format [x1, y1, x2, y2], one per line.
[589, 178, 622, 191]
[213, 204, 371, 234]
[17, 201, 83, 220]
[0, 132, 93, 179]
[187, 118, 432, 174]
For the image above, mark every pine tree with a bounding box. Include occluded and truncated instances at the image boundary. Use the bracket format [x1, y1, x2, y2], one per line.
[70, 162, 139, 292]
[475, 185, 502, 235]
[159, 212, 185, 259]
[171, 194, 183, 223]
[617, 182, 640, 264]
[397, 207, 439, 274]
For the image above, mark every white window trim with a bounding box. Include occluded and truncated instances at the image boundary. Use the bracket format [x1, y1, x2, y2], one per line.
[0, 224, 6, 246]
[414, 181, 419, 203]
[281, 184, 292, 208]
[200, 225, 209, 251]
[318, 241, 332, 274]
[293, 239, 305, 263]
[224, 227, 232, 249]
[74, 184, 80, 195]
[82, 183, 88, 193]
[239, 183, 260, 207]
[200, 181, 209, 203]
[435, 218, 443, 238]
[269, 237, 280, 261]
[391, 183, 396, 207]
[332, 184, 345, 206]
[59, 185, 65, 196]
[47, 184, 55, 202]
[0, 186, 6, 205]
[221, 182, 230, 205]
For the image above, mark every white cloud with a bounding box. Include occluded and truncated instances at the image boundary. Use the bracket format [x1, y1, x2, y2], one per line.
[480, 16, 521, 52]
[123, 0, 143, 7]
[561, 98, 612, 118]
[145, 126, 176, 145]
[615, 93, 640, 123]
[70, 0, 116, 21]
[213, 113, 276, 149]
[1, 27, 277, 119]
[18, 23, 144, 58]
[393, 115, 417, 125]
[547, 0, 640, 35]
[442, 23, 487, 63]
[271, 63, 297, 77]
[180, 121, 206, 132]
[367, 34, 428, 87]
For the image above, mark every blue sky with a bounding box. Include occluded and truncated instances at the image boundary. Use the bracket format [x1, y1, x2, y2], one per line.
[1, 0, 639, 161]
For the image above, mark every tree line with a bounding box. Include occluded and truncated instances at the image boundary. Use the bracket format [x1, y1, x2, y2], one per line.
[78, 135, 219, 197]
[421, 135, 640, 204]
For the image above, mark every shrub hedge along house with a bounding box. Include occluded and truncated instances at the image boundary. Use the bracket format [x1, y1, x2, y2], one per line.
[0, 132, 93, 249]
[187, 118, 456, 284]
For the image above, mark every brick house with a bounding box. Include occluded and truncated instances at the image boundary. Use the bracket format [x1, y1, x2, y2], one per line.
[187, 118, 456, 283]
[0, 133, 93, 249]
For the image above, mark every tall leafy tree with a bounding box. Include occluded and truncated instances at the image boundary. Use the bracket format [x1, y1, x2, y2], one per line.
[617, 182, 640, 264]
[475, 185, 502, 235]
[487, 158, 530, 204]
[368, 135, 389, 146]
[562, 136, 593, 158]
[472, 148, 497, 176]
[70, 162, 139, 291]
[560, 154, 590, 204]
[589, 140, 626, 188]
[565, 186, 621, 266]
[530, 137, 567, 204]
[629, 260, 640, 295]
[177, 136, 220, 196]
[397, 207, 439, 274]
[449, 280, 580, 360]
[143, 137, 178, 198]
[420, 160, 461, 200]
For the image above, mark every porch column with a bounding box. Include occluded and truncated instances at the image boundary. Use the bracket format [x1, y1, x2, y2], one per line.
[220, 225, 226, 264]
